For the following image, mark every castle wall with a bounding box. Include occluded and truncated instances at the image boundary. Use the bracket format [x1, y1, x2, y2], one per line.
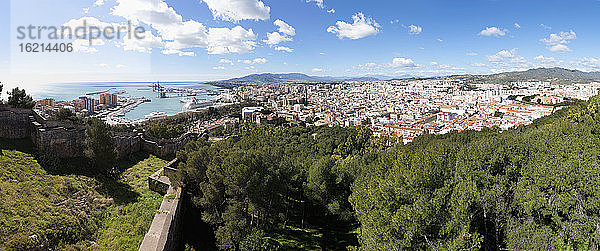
[113, 131, 143, 158]
[34, 126, 86, 157]
[141, 162, 183, 251]
[140, 133, 198, 158]
[0, 107, 198, 158]
[0, 107, 34, 139]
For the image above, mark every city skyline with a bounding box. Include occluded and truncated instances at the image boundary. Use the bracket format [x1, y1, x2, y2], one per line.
[2, 0, 600, 92]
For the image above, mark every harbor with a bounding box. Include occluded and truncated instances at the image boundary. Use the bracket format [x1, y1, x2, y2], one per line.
[30, 82, 227, 125]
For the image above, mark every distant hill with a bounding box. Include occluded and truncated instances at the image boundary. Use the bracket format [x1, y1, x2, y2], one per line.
[208, 73, 404, 86]
[207, 68, 600, 87]
[454, 67, 600, 83]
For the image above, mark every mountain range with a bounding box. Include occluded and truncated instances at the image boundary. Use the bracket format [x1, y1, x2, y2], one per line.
[207, 73, 405, 86]
[453, 67, 600, 83]
[208, 68, 600, 86]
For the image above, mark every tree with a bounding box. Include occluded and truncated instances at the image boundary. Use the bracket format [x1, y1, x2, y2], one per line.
[7, 87, 35, 109]
[0, 83, 3, 103]
[50, 108, 81, 123]
[145, 122, 185, 139]
[84, 118, 117, 175]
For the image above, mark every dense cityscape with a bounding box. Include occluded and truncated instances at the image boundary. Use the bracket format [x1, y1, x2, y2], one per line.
[30, 78, 600, 145]
[233, 79, 600, 142]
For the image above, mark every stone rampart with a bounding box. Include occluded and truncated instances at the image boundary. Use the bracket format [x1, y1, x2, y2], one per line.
[113, 131, 143, 158]
[0, 106, 34, 139]
[141, 133, 198, 158]
[141, 161, 183, 251]
[0, 107, 198, 158]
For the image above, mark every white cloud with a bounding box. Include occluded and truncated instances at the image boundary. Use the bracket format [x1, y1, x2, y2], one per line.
[479, 27, 508, 37]
[263, 32, 292, 45]
[327, 12, 381, 40]
[275, 46, 294, 52]
[466, 52, 478, 56]
[391, 57, 417, 68]
[437, 38, 443, 42]
[541, 30, 577, 45]
[548, 44, 571, 53]
[540, 24, 552, 30]
[263, 20, 295, 49]
[486, 49, 531, 70]
[72, 38, 104, 53]
[116, 64, 126, 68]
[94, 0, 105, 6]
[470, 63, 487, 67]
[408, 25, 422, 35]
[161, 49, 195, 56]
[158, 21, 208, 51]
[63, 17, 116, 34]
[354, 62, 379, 70]
[220, 59, 234, 65]
[112, 0, 183, 27]
[83, 8, 90, 14]
[534, 55, 562, 66]
[274, 19, 296, 36]
[111, 0, 258, 55]
[253, 58, 267, 64]
[514, 23, 521, 29]
[207, 26, 257, 54]
[200, 0, 270, 22]
[312, 68, 324, 73]
[99, 63, 108, 67]
[307, 0, 324, 8]
[431, 62, 464, 70]
[541, 30, 576, 53]
[240, 58, 268, 64]
[572, 57, 600, 71]
[327, 9, 335, 14]
[213, 66, 226, 70]
[120, 30, 164, 53]
[487, 49, 516, 62]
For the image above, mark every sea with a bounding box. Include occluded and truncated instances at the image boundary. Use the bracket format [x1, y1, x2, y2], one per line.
[29, 82, 217, 121]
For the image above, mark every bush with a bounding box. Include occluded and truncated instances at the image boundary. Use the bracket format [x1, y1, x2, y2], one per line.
[145, 123, 185, 139]
[49, 108, 82, 124]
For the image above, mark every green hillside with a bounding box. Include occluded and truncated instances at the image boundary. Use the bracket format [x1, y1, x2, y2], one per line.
[0, 147, 166, 250]
[0, 150, 103, 249]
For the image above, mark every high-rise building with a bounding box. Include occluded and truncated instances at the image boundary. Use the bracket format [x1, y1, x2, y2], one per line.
[39, 98, 55, 108]
[100, 93, 118, 107]
[79, 96, 98, 115]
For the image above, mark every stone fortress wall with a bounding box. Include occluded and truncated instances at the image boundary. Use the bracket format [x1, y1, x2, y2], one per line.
[0, 106, 198, 158]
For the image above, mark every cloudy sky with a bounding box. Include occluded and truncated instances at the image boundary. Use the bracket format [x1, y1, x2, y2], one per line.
[2, 0, 600, 90]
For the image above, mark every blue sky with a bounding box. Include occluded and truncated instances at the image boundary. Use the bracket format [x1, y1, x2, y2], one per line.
[2, 0, 600, 91]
